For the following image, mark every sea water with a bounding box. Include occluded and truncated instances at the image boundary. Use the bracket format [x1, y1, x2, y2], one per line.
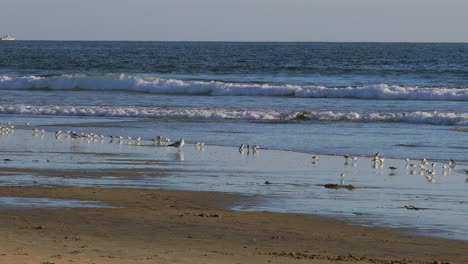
[0, 41, 467, 238]
[0, 41, 466, 160]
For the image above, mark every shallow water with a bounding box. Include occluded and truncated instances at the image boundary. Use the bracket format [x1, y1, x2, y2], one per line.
[0, 129, 467, 240]
[0, 197, 115, 209]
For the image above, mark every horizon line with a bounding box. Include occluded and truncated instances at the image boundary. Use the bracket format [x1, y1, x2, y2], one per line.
[4, 39, 468, 44]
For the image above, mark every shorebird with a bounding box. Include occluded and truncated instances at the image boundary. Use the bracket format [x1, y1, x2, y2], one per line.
[373, 152, 381, 162]
[239, 144, 244, 152]
[340, 173, 345, 185]
[449, 160, 457, 168]
[312, 155, 318, 160]
[168, 138, 185, 149]
[389, 166, 398, 170]
[421, 159, 428, 166]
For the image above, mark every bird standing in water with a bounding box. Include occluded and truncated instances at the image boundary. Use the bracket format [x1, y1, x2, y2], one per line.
[168, 138, 185, 149]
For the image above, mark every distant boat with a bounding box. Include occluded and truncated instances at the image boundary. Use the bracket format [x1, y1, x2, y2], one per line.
[1, 35, 16, 40]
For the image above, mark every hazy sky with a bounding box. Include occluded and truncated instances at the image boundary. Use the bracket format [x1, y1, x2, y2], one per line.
[2, 0, 467, 42]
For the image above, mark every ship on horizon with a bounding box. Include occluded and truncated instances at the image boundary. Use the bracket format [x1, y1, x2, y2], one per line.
[1, 35, 16, 40]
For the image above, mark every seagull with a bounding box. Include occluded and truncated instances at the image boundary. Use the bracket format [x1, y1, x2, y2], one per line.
[168, 138, 185, 148]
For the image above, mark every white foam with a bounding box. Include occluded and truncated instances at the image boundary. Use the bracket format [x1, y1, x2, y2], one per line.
[0, 74, 467, 101]
[0, 104, 466, 126]
[299, 111, 468, 126]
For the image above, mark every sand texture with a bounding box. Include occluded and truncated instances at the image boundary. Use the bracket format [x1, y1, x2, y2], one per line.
[0, 185, 466, 264]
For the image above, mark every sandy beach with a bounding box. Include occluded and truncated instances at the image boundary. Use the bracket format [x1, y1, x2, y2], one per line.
[1, 185, 467, 264]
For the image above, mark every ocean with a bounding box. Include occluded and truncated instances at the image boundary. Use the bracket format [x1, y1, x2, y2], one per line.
[0, 41, 467, 239]
[0, 41, 466, 160]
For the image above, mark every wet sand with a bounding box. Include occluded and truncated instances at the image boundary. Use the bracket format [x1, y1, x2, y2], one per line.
[1, 185, 467, 264]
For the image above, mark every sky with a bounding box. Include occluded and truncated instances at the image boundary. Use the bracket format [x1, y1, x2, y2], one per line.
[1, 0, 467, 42]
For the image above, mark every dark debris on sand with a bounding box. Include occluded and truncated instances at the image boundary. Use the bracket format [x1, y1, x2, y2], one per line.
[322, 184, 357, 190]
[403, 205, 427, 210]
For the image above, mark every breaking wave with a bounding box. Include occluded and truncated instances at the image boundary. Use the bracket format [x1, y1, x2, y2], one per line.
[0, 104, 466, 126]
[0, 74, 467, 101]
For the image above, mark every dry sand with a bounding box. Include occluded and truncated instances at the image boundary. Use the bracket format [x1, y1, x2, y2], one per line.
[0, 185, 466, 264]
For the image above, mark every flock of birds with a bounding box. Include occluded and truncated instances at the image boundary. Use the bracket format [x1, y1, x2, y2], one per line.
[334, 151, 461, 184]
[238, 144, 260, 155]
[1, 122, 466, 184]
[43, 129, 187, 149]
[2, 122, 190, 151]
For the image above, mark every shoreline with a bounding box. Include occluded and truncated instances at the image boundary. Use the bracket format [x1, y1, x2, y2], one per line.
[1, 185, 467, 264]
[8, 123, 468, 163]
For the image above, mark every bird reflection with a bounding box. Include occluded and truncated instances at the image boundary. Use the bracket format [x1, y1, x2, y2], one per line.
[174, 152, 184, 161]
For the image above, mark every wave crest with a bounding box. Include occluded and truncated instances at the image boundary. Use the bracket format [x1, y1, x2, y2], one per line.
[0, 104, 466, 126]
[0, 74, 467, 101]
